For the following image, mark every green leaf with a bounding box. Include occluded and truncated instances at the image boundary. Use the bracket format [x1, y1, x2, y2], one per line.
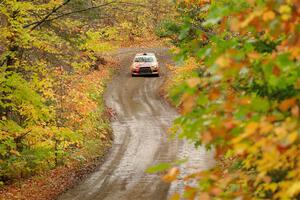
[146, 163, 172, 173]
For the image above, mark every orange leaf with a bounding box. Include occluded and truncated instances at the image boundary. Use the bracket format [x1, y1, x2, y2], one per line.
[210, 187, 223, 196]
[209, 88, 220, 100]
[248, 52, 260, 59]
[201, 33, 209, 41]
[240, 9, 263, 28]
[223, 120, 236, 130]
[186, 78, 201, 88]
[181, 94, 197, 114]
[272, 65, 281, 76]
[229, 17, 240, 32]
[201, 131, 213, 144]
[162, 167, 180, 183]
[199, 192, 211, 200]
[266, 115, 277, 122]
[279, 98, 297, 112]
[216, 56, 232, 68]
[239, 98, 251, 105]
[277, 144, 288, 153]
[292, 105, 299, 117]
[215, 146, 227, 158]
[263, 10, 276, 21]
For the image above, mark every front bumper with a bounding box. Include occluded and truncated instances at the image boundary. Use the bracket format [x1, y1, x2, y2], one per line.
[131, 67, 159, 75]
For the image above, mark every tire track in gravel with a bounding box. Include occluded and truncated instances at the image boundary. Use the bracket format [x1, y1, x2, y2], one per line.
[58, 47, 215, 200]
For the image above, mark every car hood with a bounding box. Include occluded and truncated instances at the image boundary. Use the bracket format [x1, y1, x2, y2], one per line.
[134, 62, 157, 67]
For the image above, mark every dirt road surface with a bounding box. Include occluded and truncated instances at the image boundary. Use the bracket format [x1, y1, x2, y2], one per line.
[58, 48, 215, 200]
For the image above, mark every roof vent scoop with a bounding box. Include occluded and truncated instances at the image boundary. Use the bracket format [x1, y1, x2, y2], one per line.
[143, 53, 147, 55]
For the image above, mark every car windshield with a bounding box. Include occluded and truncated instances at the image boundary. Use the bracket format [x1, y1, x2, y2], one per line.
[134, 56, 155, 62]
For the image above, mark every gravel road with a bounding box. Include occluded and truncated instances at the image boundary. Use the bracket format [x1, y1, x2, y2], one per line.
[58, 47, 215, 200]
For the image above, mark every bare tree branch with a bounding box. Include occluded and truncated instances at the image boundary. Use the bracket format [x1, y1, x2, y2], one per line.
[23, 0, 122, 29]
[23, 0, 73, 30]
[37, 1, 118, 24]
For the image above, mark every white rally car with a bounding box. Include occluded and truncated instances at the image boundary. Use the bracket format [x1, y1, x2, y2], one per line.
[130, 53, 159, 77]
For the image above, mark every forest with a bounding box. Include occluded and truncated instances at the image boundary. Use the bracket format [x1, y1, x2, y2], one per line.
[1, 0, 300, 199]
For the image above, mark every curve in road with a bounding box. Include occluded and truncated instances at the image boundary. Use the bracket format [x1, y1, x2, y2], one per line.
[58, 47, 215, 200]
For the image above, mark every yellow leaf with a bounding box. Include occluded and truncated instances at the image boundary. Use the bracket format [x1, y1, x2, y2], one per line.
[169, 193, 180, 200]
[234, 143, 249, 155]
[10, 150, 20, 156]
[260, 122, 273, 134]
[231, 122, 259, 144]
[279, 5, 292, 14]
[279, 5, 292, 21]
[287, 131, 298, 144]
[265, 183, 278, 192]
[287, 181, 300, 197]
[245, 122, 259, 136]
[281, 14, 291, 21]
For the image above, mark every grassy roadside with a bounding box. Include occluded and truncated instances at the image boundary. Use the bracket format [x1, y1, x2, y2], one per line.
[0, 56, 119, 200]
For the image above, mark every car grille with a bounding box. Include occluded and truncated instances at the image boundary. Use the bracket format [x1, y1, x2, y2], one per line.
[139, 67, 152, 74]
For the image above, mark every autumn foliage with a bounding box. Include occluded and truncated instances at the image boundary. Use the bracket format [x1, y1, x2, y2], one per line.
[162, 0, 300, 199]
[0, 0, 119, 186]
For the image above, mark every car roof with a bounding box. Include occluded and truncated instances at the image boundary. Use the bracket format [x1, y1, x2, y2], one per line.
[135, 52, 156, 57]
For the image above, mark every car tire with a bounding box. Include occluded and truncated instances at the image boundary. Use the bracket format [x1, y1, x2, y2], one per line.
[131, 74, 135, 77]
